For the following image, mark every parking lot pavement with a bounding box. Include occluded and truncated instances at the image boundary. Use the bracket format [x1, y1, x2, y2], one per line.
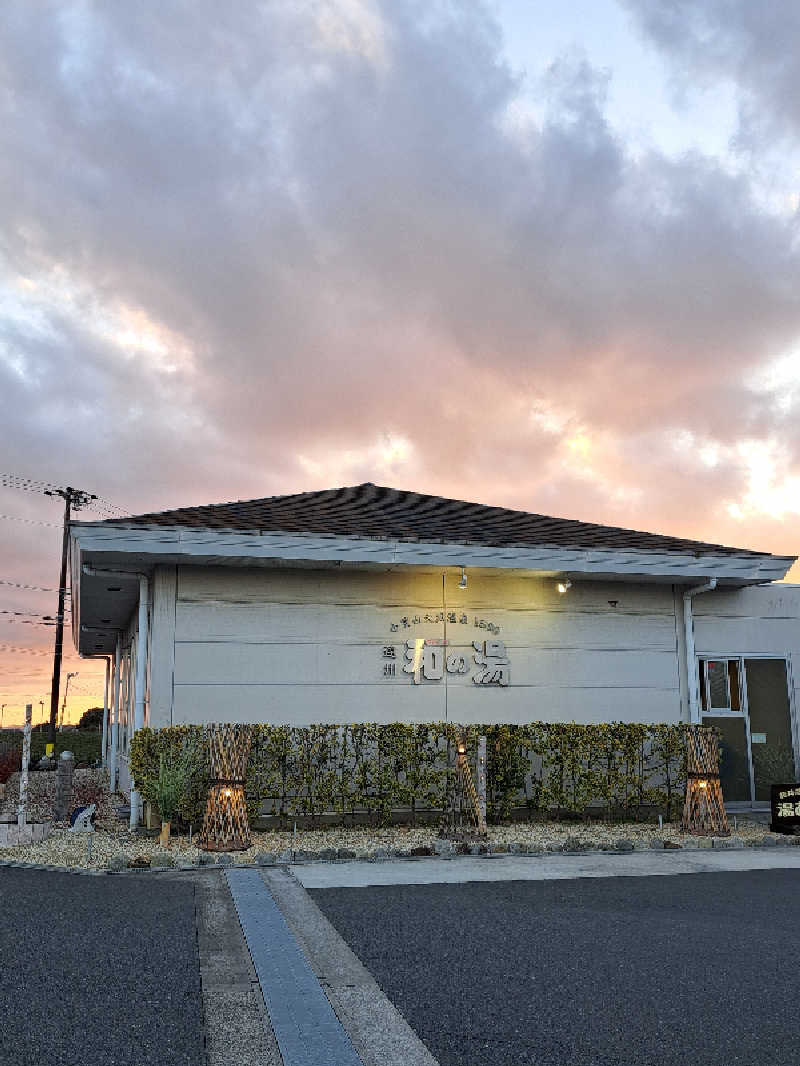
[0, 867, 205, 1066]
[312, 869, 800, 1066]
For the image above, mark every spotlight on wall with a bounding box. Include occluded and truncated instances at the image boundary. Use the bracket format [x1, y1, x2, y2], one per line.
[556, 580, 572, 594]
[458, 566, 468, 590]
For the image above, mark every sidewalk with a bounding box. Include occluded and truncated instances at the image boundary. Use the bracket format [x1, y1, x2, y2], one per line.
[291, 844, 800, 888]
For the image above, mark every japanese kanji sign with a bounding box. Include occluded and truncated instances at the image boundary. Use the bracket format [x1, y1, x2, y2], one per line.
[391, 638, 510, 686]
[770, 783, 800, 834]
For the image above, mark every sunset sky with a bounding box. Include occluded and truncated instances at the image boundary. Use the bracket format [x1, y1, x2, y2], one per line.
[2, 1, 800, 724]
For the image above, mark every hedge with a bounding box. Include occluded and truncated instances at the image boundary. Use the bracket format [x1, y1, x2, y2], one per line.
[130, 721, 690, 828]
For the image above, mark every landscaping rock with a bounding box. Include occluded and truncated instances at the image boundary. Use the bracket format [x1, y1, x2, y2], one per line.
[198, 852, 216, 865]
[277, 849, 293, 863]
[336, 848, 357, 860]
[433, 839, 455, 856]
[410, 845, 433, 857]
[761, 835, 779, 847]
[150, 851, 176, 868]
[650, 840, 665, 849]
[215, 853, 233, 866]
[615, 839, 635, 852]
[105, 854, 128, 872]
[392, 848, 412, 858]
[371, 847, 390, 860]
[317, 847, 338, 860]
[508, 841, 524, 854]
[664, 840, 682, 849]
[254, 851, 276, 866]
[562, 835, 590, 852]
[293, 849, 319, 862]
[128, 855, 150, 869]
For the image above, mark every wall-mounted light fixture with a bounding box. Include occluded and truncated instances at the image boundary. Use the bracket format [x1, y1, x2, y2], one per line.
[458, 566, 468, 590]
[557, 580, 572, 594]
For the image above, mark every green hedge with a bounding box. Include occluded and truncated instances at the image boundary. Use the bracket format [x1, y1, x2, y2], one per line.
[130, 721, 690, 827]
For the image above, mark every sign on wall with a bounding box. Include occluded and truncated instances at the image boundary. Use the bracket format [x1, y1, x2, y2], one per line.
[381, 638, 510, 686]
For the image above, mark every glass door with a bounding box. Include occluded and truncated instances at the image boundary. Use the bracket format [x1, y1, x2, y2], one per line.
[699, 657, 796, 807]
[745, 659, 796, 802]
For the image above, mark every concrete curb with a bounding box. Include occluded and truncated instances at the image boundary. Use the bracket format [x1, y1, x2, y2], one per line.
[261, 867, 440, 1066]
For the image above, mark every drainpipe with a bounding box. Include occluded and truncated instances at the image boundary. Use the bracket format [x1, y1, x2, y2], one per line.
[101, 656, 110, 768]
[110, 635, 121, 793]
[130, 574, 150, 829]
[683, 578, 717, 724]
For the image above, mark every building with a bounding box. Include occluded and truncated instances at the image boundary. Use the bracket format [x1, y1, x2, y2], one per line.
[69, 483, 799, 822]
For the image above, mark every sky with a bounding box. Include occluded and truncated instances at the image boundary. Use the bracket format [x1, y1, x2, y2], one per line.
[2, 0, 800, 724]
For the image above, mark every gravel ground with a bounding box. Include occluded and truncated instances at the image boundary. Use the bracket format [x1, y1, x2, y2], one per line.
[0, 865, 205, 1066]
[0, 815, 778, 870]
[312, 870, 800, 1066]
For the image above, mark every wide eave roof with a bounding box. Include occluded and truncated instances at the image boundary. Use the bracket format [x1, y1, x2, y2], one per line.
[95, 482, 770, 558]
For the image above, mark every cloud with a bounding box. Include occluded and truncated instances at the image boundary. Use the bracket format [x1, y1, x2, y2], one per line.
[622, 0, 800, 150]
[2, 0, 800, 712]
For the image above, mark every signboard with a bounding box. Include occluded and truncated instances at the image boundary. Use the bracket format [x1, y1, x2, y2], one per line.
[381, 638, 510, 686]
[770, 783, 800, 834]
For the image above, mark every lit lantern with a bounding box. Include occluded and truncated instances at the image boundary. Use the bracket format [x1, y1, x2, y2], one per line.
[681, 726, 729, 836]
[199, 723, 253, 852]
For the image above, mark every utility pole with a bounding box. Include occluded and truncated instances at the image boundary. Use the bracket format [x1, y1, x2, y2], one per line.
[45, 486, 96, 747]
[0, 703, 5, 730]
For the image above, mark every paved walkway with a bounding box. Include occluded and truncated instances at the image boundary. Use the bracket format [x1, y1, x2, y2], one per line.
[293, 845, 800, 888]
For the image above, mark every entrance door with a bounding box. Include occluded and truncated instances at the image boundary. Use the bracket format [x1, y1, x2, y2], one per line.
[699, 657, 796, 807]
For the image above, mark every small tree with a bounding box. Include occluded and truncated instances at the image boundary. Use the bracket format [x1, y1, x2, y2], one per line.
[78, 707, 104, 730]
[141, 749, 195, 846]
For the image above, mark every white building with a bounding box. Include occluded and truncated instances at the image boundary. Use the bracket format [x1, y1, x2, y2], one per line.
[69, 483, 799, 819]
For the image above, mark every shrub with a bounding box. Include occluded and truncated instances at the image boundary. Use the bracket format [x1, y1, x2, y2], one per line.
[0, 748, 21, 784]
[130, 720, 691, 828]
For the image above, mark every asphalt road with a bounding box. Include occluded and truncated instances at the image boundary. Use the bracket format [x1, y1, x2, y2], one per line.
[312, 870, 800, 1066]
[0, 868, 205, 1066]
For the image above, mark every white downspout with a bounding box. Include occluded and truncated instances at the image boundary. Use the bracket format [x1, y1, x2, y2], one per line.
[101, 656, 110, 769]
[110, 635, 121, 793]
[130, 574, 149, 830]
[683, 578, 718, 724]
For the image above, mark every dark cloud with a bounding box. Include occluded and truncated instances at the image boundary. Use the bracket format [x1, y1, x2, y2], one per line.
[622, 0, 800, 148]
[1, 0, 800, 709]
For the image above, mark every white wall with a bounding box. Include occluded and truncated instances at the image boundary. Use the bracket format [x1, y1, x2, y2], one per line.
[151, 566, 685, 727]
[693, 583, 800, 753]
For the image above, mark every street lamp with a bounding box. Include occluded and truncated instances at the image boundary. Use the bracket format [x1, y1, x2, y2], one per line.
[59, 672, 78, 732]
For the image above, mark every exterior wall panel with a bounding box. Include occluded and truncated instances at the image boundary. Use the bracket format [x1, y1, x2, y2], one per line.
[171, 566, 682, 726]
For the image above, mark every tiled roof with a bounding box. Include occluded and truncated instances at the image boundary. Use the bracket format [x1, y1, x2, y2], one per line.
[100, 483, 771, 558]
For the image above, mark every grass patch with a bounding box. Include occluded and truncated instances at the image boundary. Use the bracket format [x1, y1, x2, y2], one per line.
[0, 728, 101, 765]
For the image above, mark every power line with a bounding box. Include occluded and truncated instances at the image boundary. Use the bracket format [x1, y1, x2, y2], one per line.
[0, 473, 65, 494]
[0, 643, 51, 656]
[0, 471, 129, 517]
[0, 578, 70, 594]
[0, 513, 61, 528]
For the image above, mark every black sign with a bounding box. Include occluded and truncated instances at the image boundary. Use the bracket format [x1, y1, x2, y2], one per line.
[770, 783, 800, 834]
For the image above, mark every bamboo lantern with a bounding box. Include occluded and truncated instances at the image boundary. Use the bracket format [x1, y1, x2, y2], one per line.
[199, 723, 253, 852]
[441, 731, 487, 838]
[681, 724, 730, 836]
